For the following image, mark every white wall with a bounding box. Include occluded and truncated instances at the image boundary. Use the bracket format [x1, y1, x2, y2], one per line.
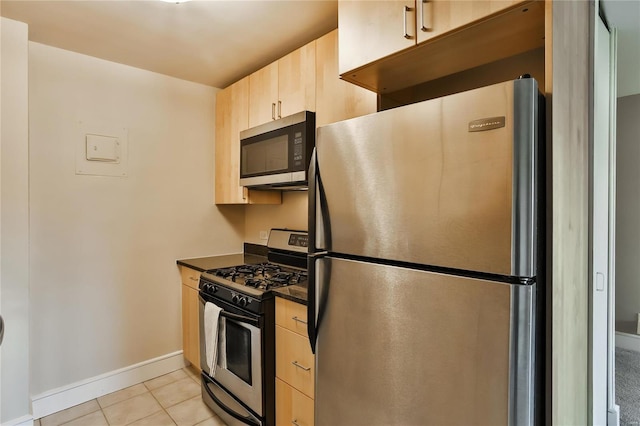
[0, 17, 31, 424]
[28, 42, 245, 397]
[615, 94, 640, 333]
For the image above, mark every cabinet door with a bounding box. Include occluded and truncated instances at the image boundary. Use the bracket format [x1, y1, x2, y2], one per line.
[278, 41, 316, 119]
[182, 285, 201, 370]
[215, 78, 249, 204]
[416, 0, 522, 44]
[215, 78, 282, 205]
[316, 30, 377, 127]
[276, 378, 314, 426]
[248, 62, 278, 128]
[338, 0, 416, 75]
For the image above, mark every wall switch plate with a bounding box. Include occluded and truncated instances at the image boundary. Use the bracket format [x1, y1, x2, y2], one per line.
[86, 134, 119, 162]
[259, 230, 269, 240]
[76, 122, 128, 177]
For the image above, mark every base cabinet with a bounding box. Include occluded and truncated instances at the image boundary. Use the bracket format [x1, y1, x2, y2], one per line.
[276, 378, 314, 426]
[276, 297, 315, 425]
[180, 266, 201, 369]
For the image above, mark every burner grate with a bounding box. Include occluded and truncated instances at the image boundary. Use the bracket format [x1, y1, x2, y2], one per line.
[206, 262, 308, 292]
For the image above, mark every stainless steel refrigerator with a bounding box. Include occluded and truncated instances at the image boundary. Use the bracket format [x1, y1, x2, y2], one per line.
[307, 78, 544, 426]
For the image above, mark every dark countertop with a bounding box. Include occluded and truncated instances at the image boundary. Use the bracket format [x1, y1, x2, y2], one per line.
[176, 253, 267, 273]
[273, 284, 308, 305]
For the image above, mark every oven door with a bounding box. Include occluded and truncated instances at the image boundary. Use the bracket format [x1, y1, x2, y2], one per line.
[199, 294, 263, 416]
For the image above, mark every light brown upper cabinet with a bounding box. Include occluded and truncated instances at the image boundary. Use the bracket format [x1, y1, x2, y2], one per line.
[249, 41, 316, 128]
[215, 77, 282, 205]
[339, 0, 544, 94]
[315, 30, 377, 127]
[339, 0, 417, 75]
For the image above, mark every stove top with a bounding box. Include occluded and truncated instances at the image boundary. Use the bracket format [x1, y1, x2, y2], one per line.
[209, 262, 307, 291]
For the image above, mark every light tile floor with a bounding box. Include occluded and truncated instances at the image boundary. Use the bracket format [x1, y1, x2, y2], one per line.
[36, 366, 227, 426]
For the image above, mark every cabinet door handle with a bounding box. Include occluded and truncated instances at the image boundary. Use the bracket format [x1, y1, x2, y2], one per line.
[292, 421, 301, 426]
[420, 0, 430, 32]
[291, 360, 311, 371]
[292, 316, 307, 325]
[277, 100, 282, 119]
[271, 102, 276, 120]
[403, 5, 414, 39]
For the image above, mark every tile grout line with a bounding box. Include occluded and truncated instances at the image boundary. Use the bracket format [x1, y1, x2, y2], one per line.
[42, 368, 206, 426]
[46, 399, 102, 426]
[142, 381, 176, 426]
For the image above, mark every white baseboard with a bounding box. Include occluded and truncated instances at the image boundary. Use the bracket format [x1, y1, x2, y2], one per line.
[31, 351, 187, 419]
[615, 331, 640, 352]
[3, 415, 34, 426]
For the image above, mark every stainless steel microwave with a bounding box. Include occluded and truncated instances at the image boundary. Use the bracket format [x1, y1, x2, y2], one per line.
[239, 111, 315, 189]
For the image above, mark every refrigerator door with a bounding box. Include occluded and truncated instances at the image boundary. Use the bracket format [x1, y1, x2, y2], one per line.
[313, 256, 536, 426]
[314, 79, 539, 277]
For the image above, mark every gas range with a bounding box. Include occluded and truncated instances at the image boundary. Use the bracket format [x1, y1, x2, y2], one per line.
[199, 229, 308, 314]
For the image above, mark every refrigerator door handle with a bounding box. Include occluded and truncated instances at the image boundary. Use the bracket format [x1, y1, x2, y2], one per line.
[308, 147, 318, 253]
[307, 251, 326, 354]
[308, 147, 331, 253]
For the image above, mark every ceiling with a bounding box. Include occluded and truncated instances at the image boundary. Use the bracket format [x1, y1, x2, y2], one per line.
[0, 0, 338, 89]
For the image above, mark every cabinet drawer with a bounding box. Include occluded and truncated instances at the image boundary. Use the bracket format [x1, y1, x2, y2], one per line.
[180, 267, 201, 290]
[276, 326, 315, 398]
[276, 378, 314, 426]
[276, 297, 308, 338]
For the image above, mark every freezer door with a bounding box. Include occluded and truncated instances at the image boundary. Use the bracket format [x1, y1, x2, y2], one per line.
[314, 79, 539, 277]
[314, 257, 536, 426]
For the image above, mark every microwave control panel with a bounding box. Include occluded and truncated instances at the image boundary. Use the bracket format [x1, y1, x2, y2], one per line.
[293, 131, 304, 167]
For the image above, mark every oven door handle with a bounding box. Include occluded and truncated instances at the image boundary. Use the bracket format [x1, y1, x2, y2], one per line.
[220, 310, 260, 328]
[202, 375, 261, 426]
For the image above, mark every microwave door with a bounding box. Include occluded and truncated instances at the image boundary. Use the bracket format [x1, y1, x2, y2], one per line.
[239, 111, 315, 188]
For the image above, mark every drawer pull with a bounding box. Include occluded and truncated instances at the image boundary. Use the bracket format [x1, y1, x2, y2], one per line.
[292, 421, 301, 426]
[189, 276, 198, 281]
[291, 316, 307, 325]
[291, 360, 311, 371]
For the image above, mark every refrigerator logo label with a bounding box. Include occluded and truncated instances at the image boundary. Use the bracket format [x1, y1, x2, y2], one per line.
[468, 116, 506, 132]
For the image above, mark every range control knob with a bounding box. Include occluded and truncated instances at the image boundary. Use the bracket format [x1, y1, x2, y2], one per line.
[203, 283, 218, 293]
[238, 297, 248, 307]
[232, 294, 239, 304]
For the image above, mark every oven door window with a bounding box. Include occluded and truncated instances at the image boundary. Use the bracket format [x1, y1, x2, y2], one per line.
[225, 320, 252, 385]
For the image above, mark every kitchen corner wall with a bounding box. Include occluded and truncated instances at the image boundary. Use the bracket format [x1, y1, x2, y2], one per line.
[1, 17, 31, 424]
[244, 191, 308, 244]
[28, 42, 244, 397]
[616, 93, 640, 333]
